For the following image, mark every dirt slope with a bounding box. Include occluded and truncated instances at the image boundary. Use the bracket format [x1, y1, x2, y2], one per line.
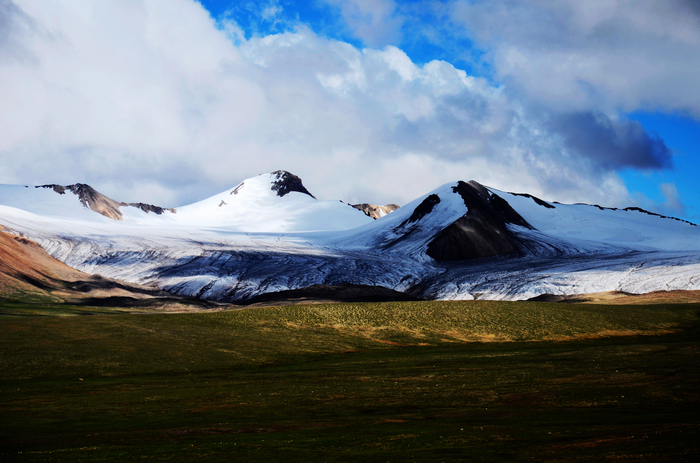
[0, 226, 90, 296]
[0, 227, 219, 311]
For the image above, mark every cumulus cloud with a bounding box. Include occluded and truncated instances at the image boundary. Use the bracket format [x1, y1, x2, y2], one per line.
[0, 0, 646, 210]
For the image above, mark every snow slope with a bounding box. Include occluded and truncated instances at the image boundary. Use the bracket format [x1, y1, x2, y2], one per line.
[1, 172, 699, 301]
[498, 189, 700, 252]
[160, 172, 373, 232]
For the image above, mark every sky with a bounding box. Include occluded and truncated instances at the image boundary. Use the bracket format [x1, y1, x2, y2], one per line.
[1, 0, 699, 223]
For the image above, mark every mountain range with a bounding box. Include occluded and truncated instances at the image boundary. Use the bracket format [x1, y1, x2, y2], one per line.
[1, 170, 699, 303]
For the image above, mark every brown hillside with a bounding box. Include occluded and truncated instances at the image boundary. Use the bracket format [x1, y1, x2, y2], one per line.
[0, 227, 215, 311]
[0, 226, 90, 296]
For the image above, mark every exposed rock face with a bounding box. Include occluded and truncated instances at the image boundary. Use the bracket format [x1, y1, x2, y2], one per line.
[39, 184, 124, 220]
[352, 203, 400, 219]
[38, 184, 175, 220]
[270, 170, 315, 199]
[426, 181, 533, 261]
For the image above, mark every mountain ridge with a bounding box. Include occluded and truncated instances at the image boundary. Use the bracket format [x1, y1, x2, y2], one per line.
[37, 183, 176, 220]
[2, 171, 699, 303]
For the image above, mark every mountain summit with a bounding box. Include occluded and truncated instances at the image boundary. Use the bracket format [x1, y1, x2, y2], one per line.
[270, 170, 315, 199]
[173, 171, 371, 232]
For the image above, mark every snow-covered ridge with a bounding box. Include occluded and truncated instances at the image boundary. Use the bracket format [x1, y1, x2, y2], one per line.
[0, 171, 374, 232]
[1, 171, 699, 302]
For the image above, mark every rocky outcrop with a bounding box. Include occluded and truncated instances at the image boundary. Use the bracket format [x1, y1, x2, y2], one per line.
[270, 170, 316, 199]
[352, 203, 400, 219]
[39, 183, 124, 220]
[426, 181, 533, 261]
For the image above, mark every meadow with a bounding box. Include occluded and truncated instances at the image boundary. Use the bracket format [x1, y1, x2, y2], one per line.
[1, 299, 699, 462]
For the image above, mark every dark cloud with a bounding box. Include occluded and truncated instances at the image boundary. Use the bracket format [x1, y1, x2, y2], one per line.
[551, 112, 672, 169]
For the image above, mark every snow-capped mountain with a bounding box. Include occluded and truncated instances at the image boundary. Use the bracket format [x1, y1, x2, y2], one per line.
[1, 171, 699, 302]
[169, 171, 373, 232]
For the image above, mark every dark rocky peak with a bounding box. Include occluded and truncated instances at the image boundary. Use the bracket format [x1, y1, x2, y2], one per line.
[39, 183, 123, 220]
[270, 171, 315, 199]
[466, 180, 489, 198]
[452, 181, 532, 229]
[425, 181, 535, 262]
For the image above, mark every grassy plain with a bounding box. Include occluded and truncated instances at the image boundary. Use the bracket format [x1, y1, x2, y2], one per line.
[1, 299, 699, 462]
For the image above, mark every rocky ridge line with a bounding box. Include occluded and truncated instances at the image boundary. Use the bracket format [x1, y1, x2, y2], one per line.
[39, 184, 175, 220]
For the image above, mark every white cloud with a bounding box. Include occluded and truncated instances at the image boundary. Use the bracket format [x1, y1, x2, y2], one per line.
[449, 0, 700, 117]
[0, 0, 636, 210]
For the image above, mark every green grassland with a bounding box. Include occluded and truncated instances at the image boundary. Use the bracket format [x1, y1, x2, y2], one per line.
[1, 300, 699, 462]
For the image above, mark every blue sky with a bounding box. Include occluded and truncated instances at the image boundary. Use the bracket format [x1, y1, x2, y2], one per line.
[1, 0, 699, 222]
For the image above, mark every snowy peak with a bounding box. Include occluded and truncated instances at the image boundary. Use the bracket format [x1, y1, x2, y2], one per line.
[371, 180, 537, 261]
[224, 171, 315, 201]
[174, 171, 372, 232]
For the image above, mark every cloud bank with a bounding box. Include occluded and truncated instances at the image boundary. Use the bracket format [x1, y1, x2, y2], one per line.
[0, 0, 689, 211]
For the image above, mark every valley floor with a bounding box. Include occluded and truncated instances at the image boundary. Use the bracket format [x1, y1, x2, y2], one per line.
[1, 300, 699, 462]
